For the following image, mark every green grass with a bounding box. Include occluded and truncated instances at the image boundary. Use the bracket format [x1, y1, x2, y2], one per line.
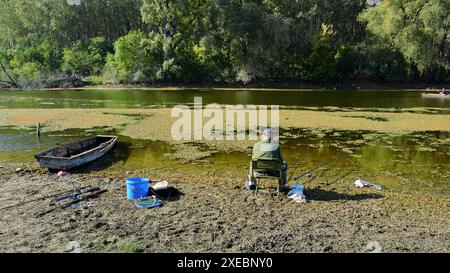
[117, 241, 143, 253]
[84, 75, 105, 86]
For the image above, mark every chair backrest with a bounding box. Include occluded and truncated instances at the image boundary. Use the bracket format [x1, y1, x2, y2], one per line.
[252, 159, 281, 171]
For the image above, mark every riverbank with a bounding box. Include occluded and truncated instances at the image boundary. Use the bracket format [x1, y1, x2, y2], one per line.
[1, 82, 448, 92]
[0, 163, 448, 253]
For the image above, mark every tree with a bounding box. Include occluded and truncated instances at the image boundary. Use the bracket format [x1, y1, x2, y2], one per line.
[88, 37, 112, 75]
[359, 0, 449, 79]
[62, 41, 93, 76]
[0, 0, 446, 85]
[301, 24, 337, 82]
[0, 48, 18, 87]
[141, 0, 211, 81]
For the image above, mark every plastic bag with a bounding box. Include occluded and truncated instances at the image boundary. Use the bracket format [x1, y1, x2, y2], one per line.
[355, 179, 382, 190]
[287, 184, 307, 203]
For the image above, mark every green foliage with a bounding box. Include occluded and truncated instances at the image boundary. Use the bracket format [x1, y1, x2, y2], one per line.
[301, 25, 337, 82]
[110, 30, 163, 82]
[0, 46, 18, 86]
[102, 54, 121, 84]
[9, 38, 62, 72]
[62, 37, 111, 76]
[334, 39, 410, 83]
[172, 42, 209, 83]
[13, 62, 41, 86]
[335, 46, 357, 81]
[354, 41, 409, 82]
[0, 0, 447, 86]
[359, 0, 449, 74]
[114, 30, 147, 77]
[88, 37, 112, 75]
[61, 42, 92, 76]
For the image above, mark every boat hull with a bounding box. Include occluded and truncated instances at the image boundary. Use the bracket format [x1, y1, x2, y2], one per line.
[421, 93, 449, 99]
[34, 135, 117, 170]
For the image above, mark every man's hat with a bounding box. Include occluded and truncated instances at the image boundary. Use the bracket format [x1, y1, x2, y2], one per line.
[262, 128, 273, 138]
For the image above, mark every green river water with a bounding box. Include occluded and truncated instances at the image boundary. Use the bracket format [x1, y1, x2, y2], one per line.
[0, 89, 448, 195]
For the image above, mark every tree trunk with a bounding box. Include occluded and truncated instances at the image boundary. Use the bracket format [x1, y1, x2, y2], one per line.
[0, 59, 18, 87]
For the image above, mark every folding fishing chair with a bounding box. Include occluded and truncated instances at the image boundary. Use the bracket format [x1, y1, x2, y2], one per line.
[249, 158, 286, 192]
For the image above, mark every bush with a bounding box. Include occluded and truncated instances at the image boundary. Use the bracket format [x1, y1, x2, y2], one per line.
[350, 42, 409, 82]
[113, 30, 147, 80]
[236, 67, 255, 84]
[9, 39, 62, 75]
[301, 26, 336, 82]
[15, 62, 42, 87]
[62, 42, 93, 76]
[173, 42, 209, 83]
[132, 70, 147, 83]
[38, 40, 62, 71]
[102, 54, 121, 84]
[88, 37, 112, 75]
[109, 30, 167, 83]
[335, 46, 358, 81]
[62, 38, 111, 77]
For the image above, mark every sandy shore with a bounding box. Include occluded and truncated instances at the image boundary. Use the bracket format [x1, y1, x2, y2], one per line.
[0, 163, 448, 253]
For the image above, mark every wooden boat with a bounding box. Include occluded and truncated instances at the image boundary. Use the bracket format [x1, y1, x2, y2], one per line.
[35, 135, 117, 170]
[421, 92, 449, 99]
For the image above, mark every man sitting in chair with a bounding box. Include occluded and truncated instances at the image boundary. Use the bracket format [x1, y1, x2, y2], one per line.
[246, 128, 287, 191]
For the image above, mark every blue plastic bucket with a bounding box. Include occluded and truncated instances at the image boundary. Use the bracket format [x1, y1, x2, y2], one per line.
[126, 178, 150, 200]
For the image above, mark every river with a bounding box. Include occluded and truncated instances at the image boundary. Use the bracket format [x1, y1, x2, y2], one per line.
[0, 88, 448, 195]
[1, 88, 449, 108]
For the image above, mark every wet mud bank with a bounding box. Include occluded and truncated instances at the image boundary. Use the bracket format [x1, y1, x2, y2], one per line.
[0, 164, 448, 253]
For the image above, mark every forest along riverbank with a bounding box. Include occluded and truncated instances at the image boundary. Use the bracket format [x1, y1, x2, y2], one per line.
[0, 164, 448, 253]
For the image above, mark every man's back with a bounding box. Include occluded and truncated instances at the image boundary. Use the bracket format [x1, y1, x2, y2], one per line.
[247, 129, 287, 192]
[252, 139, 283, 161]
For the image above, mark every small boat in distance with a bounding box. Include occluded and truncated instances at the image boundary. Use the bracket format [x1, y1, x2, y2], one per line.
[421, 92, 450, 99]
[35, 135, 117, 170]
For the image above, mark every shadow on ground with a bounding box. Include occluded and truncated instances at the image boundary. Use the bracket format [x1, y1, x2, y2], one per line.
[305, 188, 383, 201]
[151, 186, 185, 202]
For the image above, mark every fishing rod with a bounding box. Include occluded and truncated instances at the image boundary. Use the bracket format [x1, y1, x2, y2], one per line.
[292, 156, 340, 181]
[0, 185, 92, 211]
[49, 187, 101, 205]
[304, 165, 334, 184]
[287, 160, 302, 183]
[37, 189, 108, 217]
[290, 132, 391, 183]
